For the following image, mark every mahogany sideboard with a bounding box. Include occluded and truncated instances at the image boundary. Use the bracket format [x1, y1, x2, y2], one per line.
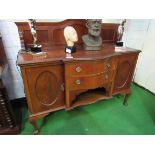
[16, 20, 140, 134]
[17, 45, 140, 134]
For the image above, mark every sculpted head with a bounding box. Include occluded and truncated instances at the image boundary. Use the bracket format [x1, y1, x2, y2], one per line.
[86, 19, 102, 37]
[64, 26, 78, 47]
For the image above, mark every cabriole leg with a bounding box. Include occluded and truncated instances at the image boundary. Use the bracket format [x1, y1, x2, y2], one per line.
[30, 121, 39, 135]
[123, 94, 130, 106]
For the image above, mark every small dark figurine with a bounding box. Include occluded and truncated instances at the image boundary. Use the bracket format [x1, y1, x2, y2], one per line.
[116, 19, 126, 47]
[82, 19, 102, 51]
[28, 19, 42, 53]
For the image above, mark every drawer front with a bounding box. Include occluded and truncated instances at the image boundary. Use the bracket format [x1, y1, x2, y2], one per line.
[68, 71, 114, 90]
[67, 59, 115, 77]
[104, 57, 116, 71]
[67, 62, 104, 76]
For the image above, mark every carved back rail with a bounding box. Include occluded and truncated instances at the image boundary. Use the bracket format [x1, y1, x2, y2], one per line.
[16, 19, 119, 50]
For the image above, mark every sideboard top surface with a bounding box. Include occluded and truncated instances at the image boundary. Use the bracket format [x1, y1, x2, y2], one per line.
[17, 44, 141, 66]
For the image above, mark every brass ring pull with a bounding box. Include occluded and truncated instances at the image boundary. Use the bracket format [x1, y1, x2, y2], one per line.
[75, 79, 81, 85]
[76, 67, 82, 73]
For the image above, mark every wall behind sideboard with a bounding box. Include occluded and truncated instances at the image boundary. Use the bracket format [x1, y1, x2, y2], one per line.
[0, 20, 25, 100]
[123, 19, 155, 93]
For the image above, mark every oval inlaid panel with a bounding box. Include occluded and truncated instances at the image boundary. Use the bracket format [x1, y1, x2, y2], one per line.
[115, 61, 131, 89]
[35, 71, 59, 106]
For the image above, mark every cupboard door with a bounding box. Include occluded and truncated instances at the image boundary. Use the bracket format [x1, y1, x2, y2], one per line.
[25, 64, 65, 114]
[113, 53, 138, 94]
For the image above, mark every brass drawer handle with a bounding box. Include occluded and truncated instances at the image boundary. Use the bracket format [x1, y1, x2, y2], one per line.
[75, 79, 81, 85]
[75, 66, 82, 73]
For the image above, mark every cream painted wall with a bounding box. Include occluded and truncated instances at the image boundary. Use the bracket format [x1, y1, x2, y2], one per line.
[0, 20, 25, 99]
[123, 19, 155, 93]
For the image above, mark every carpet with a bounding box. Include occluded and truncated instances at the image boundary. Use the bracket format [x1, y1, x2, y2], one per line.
[20, 83, 155, 135]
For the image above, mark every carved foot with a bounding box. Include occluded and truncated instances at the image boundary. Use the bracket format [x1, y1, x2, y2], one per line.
[123, 94, 130, 106]
[30, 121, 39, 135]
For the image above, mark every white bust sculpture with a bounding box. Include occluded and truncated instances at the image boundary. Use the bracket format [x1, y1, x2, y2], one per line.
[64, 26, 78, 53]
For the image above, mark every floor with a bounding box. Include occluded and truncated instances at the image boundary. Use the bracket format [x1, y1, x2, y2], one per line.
[20, 83, 155, 135]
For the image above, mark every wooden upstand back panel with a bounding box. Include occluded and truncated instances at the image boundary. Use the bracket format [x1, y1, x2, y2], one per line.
[16, 20, 140, 134]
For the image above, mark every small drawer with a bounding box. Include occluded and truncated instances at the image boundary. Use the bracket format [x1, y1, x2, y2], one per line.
[66, 62, 105, 76]
[104, 57, 116, 70]
[68, 71, 114, 91]
[66, 58, 116, 77]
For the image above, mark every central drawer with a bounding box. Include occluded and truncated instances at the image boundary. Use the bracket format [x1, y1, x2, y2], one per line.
[66, 59, 114, 77]
[68, 62, 103, 76]
[68, 71, 114, 90]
